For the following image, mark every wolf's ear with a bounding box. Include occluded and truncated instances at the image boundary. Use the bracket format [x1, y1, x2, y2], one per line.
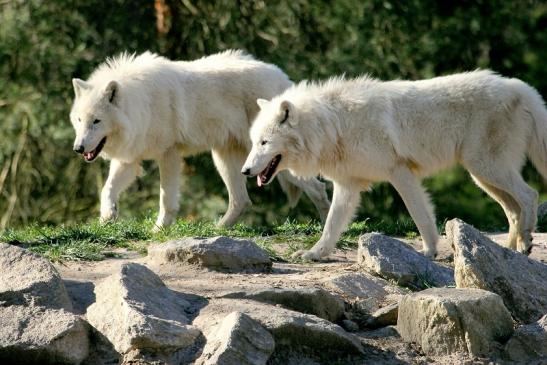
[104, 81, 119, 104]
[257, 98, 270, 109]
[72, 78, 90, 99]
[279, 100, 295, 126]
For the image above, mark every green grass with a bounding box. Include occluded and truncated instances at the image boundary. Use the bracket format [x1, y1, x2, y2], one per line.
[0, 216, 420, 262]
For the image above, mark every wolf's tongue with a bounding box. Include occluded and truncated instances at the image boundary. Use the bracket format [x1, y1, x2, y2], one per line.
[257, 175, 262, 187]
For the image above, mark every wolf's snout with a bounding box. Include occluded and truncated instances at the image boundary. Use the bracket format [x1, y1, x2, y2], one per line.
[73, 145, 84, 154]
[242, 167, 251, 176]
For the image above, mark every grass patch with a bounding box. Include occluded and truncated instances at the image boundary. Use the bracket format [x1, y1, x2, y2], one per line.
[0, 216, 421, 262]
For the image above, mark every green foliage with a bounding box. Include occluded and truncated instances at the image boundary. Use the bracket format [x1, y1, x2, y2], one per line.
[0, 0, 546, 231]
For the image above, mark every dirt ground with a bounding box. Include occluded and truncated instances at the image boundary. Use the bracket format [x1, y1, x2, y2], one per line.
[55, 232, 547, 364]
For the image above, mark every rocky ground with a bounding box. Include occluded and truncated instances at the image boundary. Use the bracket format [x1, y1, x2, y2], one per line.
[1, 217, 547, 364]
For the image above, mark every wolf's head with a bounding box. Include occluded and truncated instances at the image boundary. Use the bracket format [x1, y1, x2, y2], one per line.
[242, 98, 305, 186]
[69, 79, 120, 162]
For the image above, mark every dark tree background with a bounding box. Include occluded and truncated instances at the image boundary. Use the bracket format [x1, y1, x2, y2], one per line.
[1, 0, 546, 230]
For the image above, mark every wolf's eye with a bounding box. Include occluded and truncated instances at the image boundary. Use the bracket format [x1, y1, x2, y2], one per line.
[260, 140, 268, 146]
[93, 119, 101, 124]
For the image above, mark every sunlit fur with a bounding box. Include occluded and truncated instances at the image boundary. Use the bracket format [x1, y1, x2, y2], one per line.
[244, 71, 547, 260]
[70, 51, 330, 229]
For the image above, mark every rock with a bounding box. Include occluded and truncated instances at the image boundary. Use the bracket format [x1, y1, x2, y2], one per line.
[322, 272, 406, 306]
[342, 319, 359, 332]
[0, 305, 89, 364]
[193, 299, 363, 362]
[223, 288, 344, 322]
[62, 279, 95, 315]
[365, 302, 399, 329]
[447, 218, 547, 323]
[148, 236, 272, 272]
[0, 243, 72, 310]
[357, 233, 455, 289]
[349, 299, 379, 322]
[197, 312, 274, 365]
[86, 263, 201, 360]
[505, 314, 547, 362]
[323, 272, 405, 327]
[397, 287, 513, 357]
[0, 245, 89, 364]
[362, 325, 399, 339]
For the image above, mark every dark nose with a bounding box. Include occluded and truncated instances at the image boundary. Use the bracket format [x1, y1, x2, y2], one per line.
[73, 145, 84, 154]
[242, 168, 251, 176]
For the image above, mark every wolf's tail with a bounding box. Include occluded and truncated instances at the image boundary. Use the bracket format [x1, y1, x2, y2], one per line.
[516, 80, 547, 181]
[276, 173, 303, 208]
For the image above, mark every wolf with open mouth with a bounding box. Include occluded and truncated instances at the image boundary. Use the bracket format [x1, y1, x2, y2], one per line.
[243, 71, 547, 261]
[69, 50, 331, 230]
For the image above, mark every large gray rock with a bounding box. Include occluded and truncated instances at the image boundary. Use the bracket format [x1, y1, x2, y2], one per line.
[447, 218, 547, 323]
[505, 314, 547, 362]
[86, 263, 200, 360]
[357, 233, 455, 289]
[0, 243, 72, 310]
[193, 299, 363, 362]
[148, 236, 272, 272]
[398, 288, 513, 357]
[197, 312, 274, 365]
[0, 305, 89, 364]
[223, 288, 345, 322]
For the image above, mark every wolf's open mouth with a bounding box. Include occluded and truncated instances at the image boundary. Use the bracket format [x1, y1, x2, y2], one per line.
[257, 154, 282, 187]
[83, 137, 107, 162]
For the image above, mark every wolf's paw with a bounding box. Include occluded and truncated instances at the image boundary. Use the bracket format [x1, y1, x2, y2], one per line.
[420, 249, 437, 259]
[152, 215, 175, 233]
[216, 216, 235, 228]
[100, 204, 118, 223]
[151, 224, 164, 233]
[291, 249, 323, 262]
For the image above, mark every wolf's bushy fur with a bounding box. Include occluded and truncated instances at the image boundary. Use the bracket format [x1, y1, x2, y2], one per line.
[244, 70, 547, 260]
[70, 51, 330, 228]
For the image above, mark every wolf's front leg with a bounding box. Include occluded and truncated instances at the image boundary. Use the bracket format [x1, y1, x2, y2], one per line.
[154, 146, 181, 231]
[212, 148, 252, 227]
[292, 182, 361, 261]
[100, 159, 140, 222]
[389, 165, 438, 258]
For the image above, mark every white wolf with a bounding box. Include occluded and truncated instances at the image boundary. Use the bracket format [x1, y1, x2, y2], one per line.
[69, 50, 330, 229]
[242, 71, 547, 260]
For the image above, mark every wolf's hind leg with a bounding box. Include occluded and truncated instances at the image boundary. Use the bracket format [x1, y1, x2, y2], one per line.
[277, 172, 331, 224]
[292, 181, 361, 261]
[154, 146, 182, 231]
[101, 159, 139, 222]
[212, 147, 252, 227]
[470, 175, 519, 250]
[389, 166, 438, 258]
[467, 166, 538, 254]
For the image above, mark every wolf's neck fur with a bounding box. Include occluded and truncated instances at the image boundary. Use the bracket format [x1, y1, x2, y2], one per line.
[288, 97, 345, 177]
